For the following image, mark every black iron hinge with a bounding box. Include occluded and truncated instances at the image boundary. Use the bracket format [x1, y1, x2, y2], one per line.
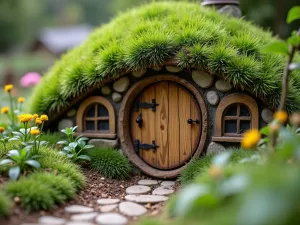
[135, 99, 159, 112]
[134, 140, 159, 154]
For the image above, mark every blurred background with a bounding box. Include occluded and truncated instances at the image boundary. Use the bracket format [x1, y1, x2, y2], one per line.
[0, 0, 298, 109]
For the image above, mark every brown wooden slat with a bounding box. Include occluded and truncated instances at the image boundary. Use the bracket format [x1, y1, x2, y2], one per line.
[155, 81, 169, 169]
[141, 85, 157, 167]
[168, 83, 180, 169]
[85, 117, 110, 121]
[191, 96, 201, 156]
[178, 86, 191, 165]
[130, 98, 142, 158]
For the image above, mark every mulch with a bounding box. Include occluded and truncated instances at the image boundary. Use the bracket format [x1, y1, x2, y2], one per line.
[0, 168, 179, 225]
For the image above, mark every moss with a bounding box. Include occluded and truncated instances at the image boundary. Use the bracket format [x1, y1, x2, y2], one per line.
[89, 148, 131, 180]
[0, 191, 12, 217]
[28, 2, 300, 115]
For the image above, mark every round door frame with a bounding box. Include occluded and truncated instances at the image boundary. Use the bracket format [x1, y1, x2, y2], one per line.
[118, 74, 208, 178]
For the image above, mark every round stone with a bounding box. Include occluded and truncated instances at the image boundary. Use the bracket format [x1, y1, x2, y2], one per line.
[67, 109, 77, 117]
[95, 213, 128, 225]
[152, 187, 174, 196]
[100, 204, 118, 213]
[101, 86, 111, 95]
[166, 66, 182, 73]
[66, 222, 95, 225]
[112, 92, 122, 102]
[113, 76, 130, 93]
[206, 91, 219, 106]
[119, 202, 147, 217]
[192, 70, 213, 88]
[126, 185, 151, 194]
[261, 108, 274, 123]
[132, 69, 147, 78]
[65, 205, 94, 214]
[152, 66, 163, 71]
[97, 198, 120, 205]
[137, 179, 158, 186]
[125, 195, 168, 204]
[58, 119, 74, 131]
[207, 142, 226, 155]
[215, 79, 232, 92]
[161, 181, 175, 187]
[70, 212, 98, 221]
[38, 216, 66, 225]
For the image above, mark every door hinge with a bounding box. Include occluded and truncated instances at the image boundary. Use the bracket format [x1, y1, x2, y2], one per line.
[134, 140, 159, 154]
[135, 99, 159, 112]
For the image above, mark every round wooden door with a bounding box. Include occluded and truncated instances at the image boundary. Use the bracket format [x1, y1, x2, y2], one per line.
[130, 81, 201, 170]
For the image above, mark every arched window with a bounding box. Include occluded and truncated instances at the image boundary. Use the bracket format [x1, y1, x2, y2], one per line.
[212, 93, 258, 142]
[76, 96, 116, 139]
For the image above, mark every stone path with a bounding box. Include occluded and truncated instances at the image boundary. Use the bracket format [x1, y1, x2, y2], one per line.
[24, 179, 175, 225]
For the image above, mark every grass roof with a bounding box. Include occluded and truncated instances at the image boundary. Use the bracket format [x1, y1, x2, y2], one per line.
[28, 1, 300, 115]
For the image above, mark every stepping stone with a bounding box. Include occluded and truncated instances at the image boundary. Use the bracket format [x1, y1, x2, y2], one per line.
[66, 222, 95, 225]
[65, 205, 94, 213]
[152, 187, 174, 196]
[125, 195, 168, 204]
[119, 201, 147, 217]
[137, 179, 158, 186]
[71, 212, 98, 221]
[38, 216, 66, 225]
[100, 204, 118, 212]
[96, 213, 128, 225]
[126, 185, 151, 195]
[97, 198, 120, 205]
[161, 181, 175, 187]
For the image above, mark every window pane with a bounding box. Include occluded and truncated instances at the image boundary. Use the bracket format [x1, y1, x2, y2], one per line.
[240, 120, 251, 134]
[86, 105, 95, 117]
[225, 104, 237, 116]
[98, 104, 109, 117]
[240, 105, 250, 117]
[98, 120, 109, 131]
[224, 120, 237, 133]
[85, 121, 95, 131]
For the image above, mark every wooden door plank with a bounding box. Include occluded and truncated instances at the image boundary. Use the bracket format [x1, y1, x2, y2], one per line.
[131, 98, 142, 158]
[178, 87, 192, 165]
[155, 81, 169, 169]
[141, 85, 157, 167]
[168, 83, 180, 169]
[191, 96, 201, 156]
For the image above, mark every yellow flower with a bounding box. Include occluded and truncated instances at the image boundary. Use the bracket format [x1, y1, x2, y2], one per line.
[241, 129, 261, 149]
[274, 111, 288, 124]
[18, 114, 33, 123]
[0, 127, 4, 133]
[1, 107, 9, 114]
[4, 84, 13, 93]
[30, 129, 40, 136]
[40, 115, 48, 121]
[18, 97, 25, 103]
[33, 114, 39, 119]
[35, 118, 42, 125]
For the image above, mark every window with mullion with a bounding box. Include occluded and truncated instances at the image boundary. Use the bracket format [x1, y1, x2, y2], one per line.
[84, 103, 109, 132]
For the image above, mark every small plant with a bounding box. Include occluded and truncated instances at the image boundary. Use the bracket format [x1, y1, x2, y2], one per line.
[89, 148, 131, 179]
[57, 126, 93, 162]
[0, 191, 12, 217]
[0, 127, 8, 152]
[0, 148, 40, 180]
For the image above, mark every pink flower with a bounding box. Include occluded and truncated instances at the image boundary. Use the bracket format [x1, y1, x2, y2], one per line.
[20, 72, 41, 87]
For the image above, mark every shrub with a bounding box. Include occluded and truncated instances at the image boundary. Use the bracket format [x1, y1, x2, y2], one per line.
[0, 191, 12, 217]
[89, 148, 131, 179]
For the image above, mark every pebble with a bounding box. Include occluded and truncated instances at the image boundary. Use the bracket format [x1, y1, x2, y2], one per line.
[126, 185, 151, 195]
[70, 212, 98, 221]
[137, 179, 158, 186]
[119, 202, 147, 217]
[95, 213, 128, 225]
[152, 187, 174, 196]
[125, 195, 168, 204]
[97, 198, 120, 205]
[38, 216, 66, 225]
[65, 205, 94, 214]
[100, 204, 118, 213]
[161, 181, 175, 187]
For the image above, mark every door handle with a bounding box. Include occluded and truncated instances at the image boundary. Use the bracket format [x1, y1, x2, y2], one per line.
[187, 119, 200, 124]
[136, 113, 143, 128]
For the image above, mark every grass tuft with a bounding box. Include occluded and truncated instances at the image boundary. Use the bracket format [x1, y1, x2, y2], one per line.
[0, 191, 12, 217]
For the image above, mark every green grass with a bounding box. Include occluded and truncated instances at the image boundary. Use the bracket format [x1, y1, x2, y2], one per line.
[89, 148, 131, 179]
[39, 132, 64, 148]
[179, 149, 256, 184]
[28, 1, 300, 115]
[0, 191, 11, 217]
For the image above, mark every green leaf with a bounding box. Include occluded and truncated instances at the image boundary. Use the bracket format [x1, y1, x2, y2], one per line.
[7, 150, 20, 157]
[212, 151, 232, 167]
[287, 6, 300, 24]
[0, 159, 14, 166]
[69, 142, 78, 149]
[57, 140, 68, 145]
[20, 148, 28, 159]
[77, 155, 91, 161]
[289, 63, 300, 71]
[84, 145, 94, 149]
[72, 126, 78, 132]
[219, 174, 249, 197]
[25, 160, 40, 168]
[260, 126, 270, 136]
[263, 41, 289, 55]
[9, 166, 20, 180]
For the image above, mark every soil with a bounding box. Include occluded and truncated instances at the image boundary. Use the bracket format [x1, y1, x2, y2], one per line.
[0, 169, 179, 225]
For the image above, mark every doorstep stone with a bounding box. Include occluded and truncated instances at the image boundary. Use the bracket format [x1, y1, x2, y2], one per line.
[160, 181, 175, 187]
[125, 195, 168, 204]
[119, 202, 147, 217]
[65, 222, 96, 225]
[152, 187, 174, 196]
[100, 204, 118, 213]
[95, 213, 128, 225]
[70, 212, 98, 221]
[65, 205, 94, 213]
[126, 185, 151, 194]
[88, 139, 118, 149]
[137, 179, 158, 186]
[38, 216, 66, 225]
[97, 198, 120, 205]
